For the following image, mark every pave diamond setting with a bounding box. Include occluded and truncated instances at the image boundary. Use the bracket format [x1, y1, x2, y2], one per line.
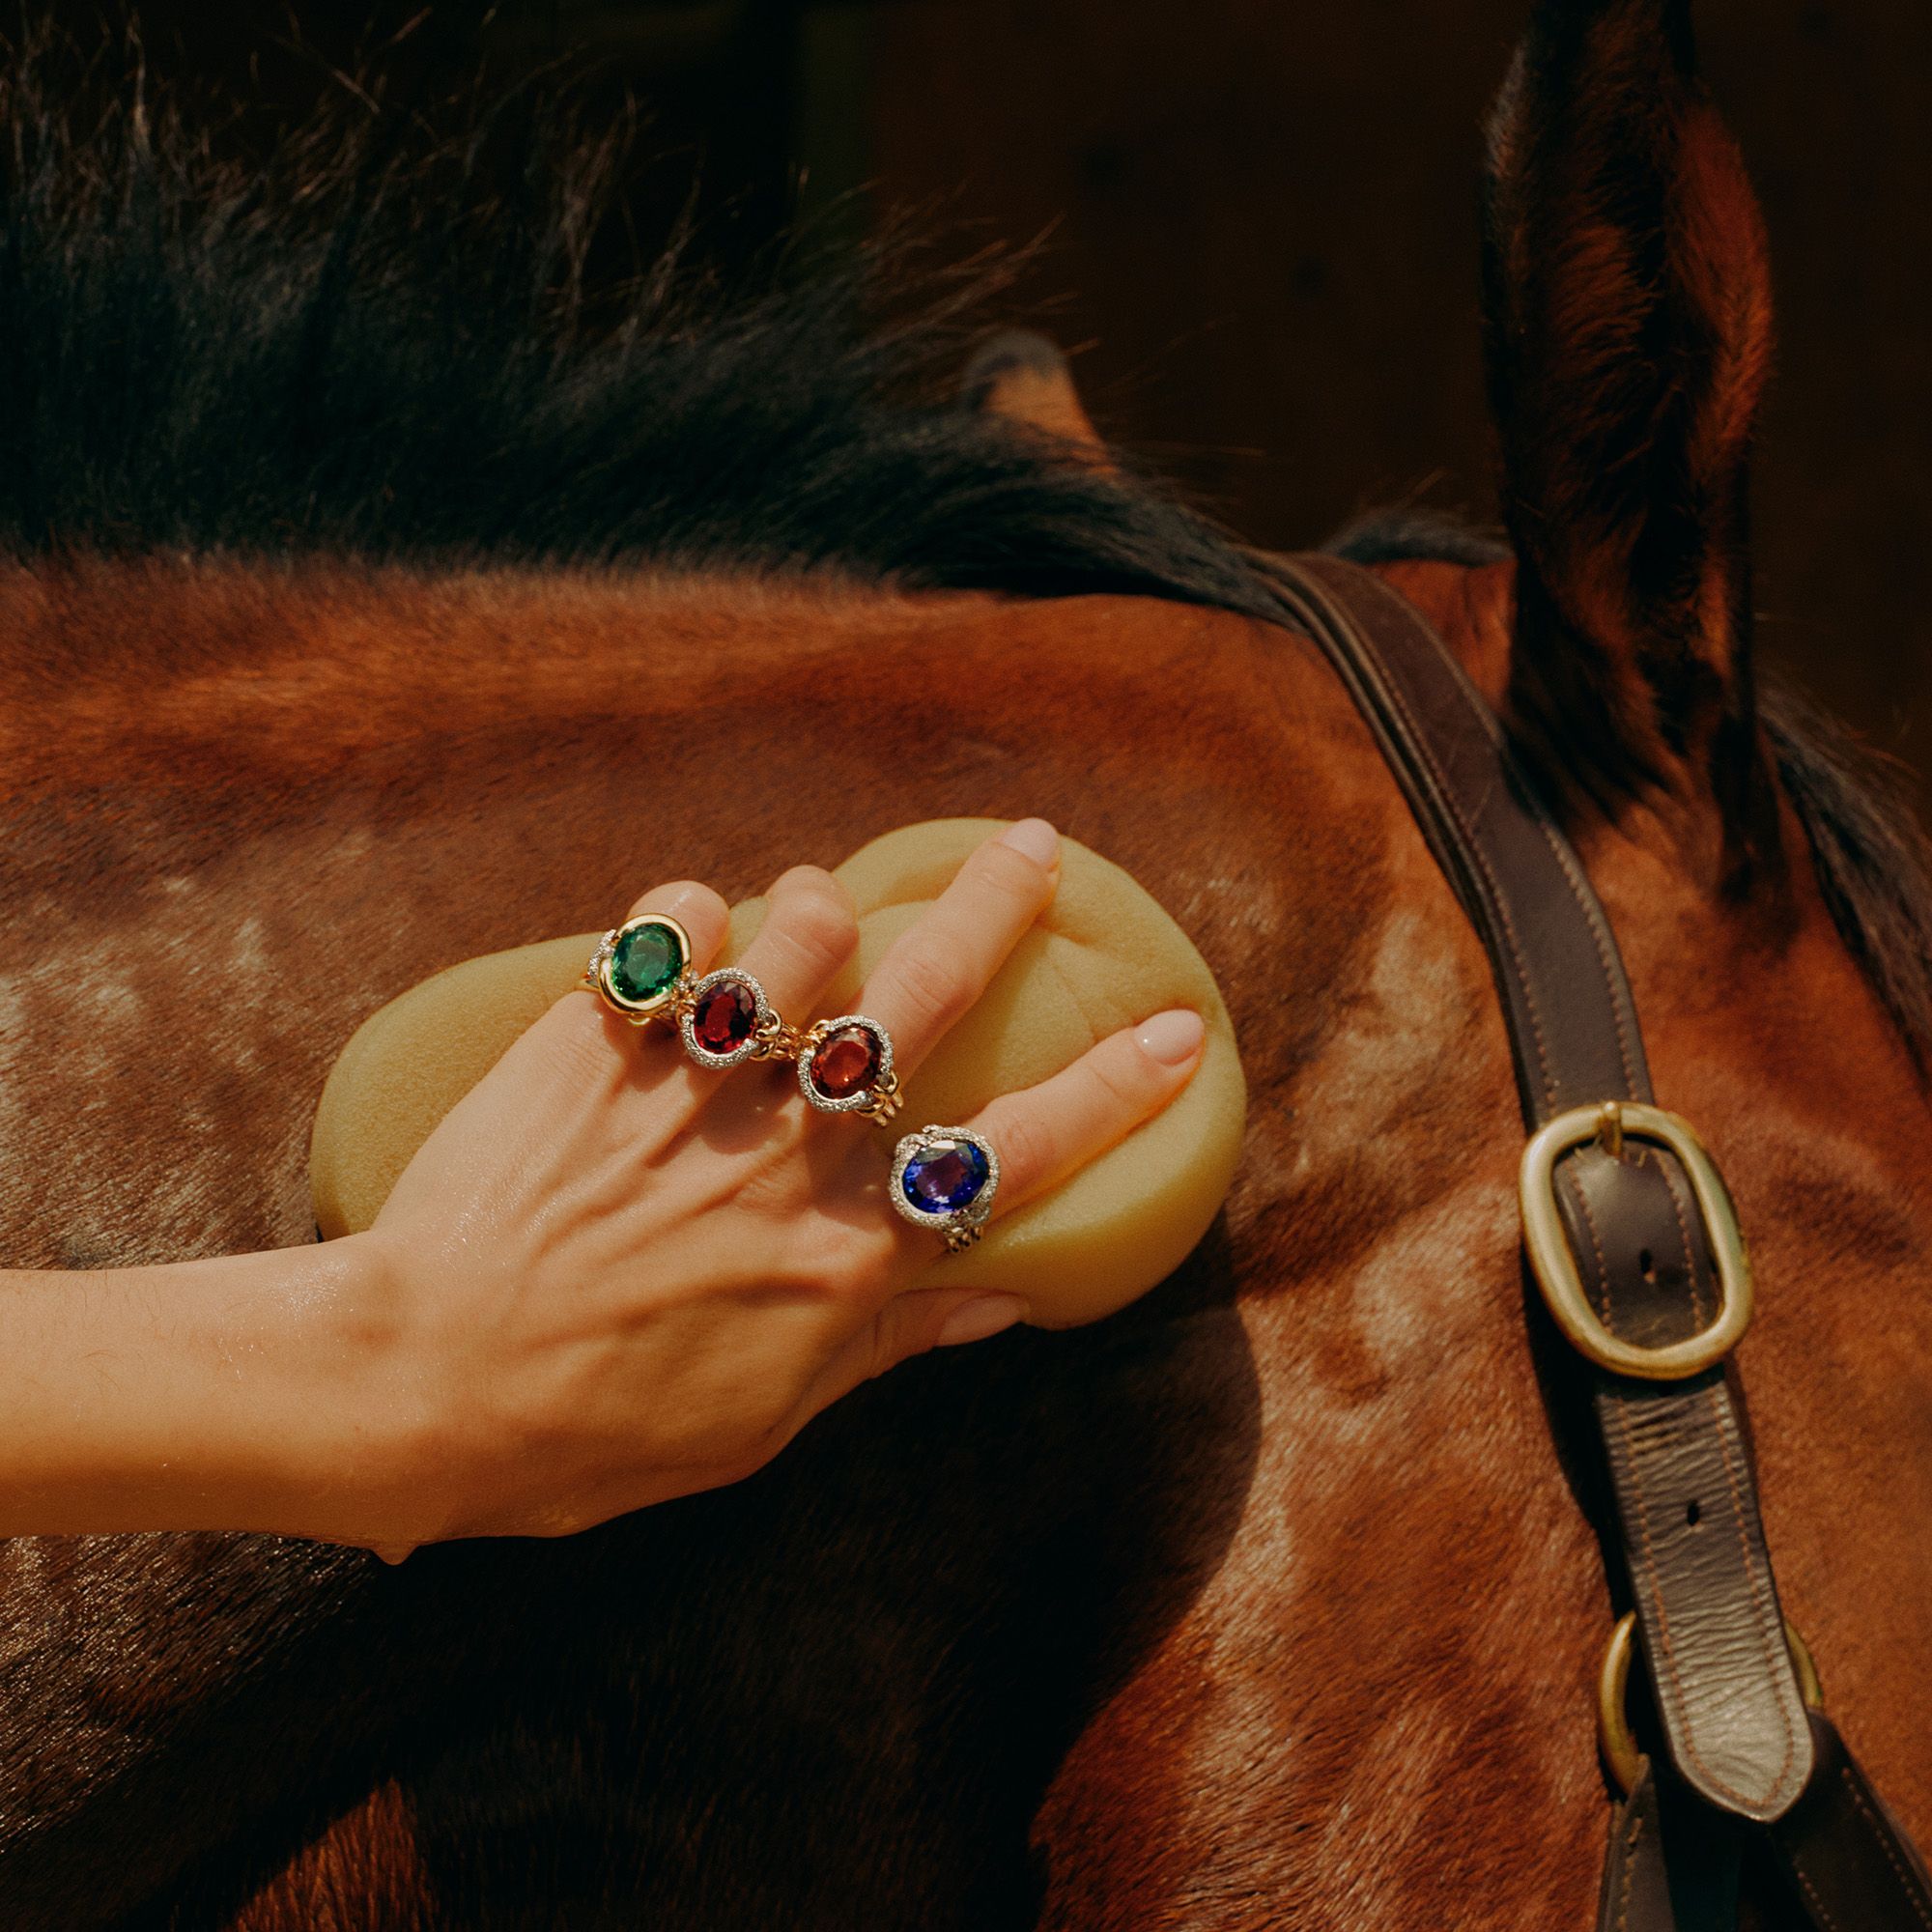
[889, 1124, 1000, 1250]
[678, 968, 777, 1070]
[587, 914, 694, 1021]
[798, 1014, 897, 1120]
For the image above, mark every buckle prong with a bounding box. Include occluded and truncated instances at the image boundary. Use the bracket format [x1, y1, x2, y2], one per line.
[1520, 1101, 1753, 1381]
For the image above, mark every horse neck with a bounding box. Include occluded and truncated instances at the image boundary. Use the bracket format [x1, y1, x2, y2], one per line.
[0, 557, 1303, 1920]
[4, 554, 1929, 1924]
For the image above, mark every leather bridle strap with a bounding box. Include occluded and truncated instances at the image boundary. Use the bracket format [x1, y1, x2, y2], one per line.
[1267, 552, 1932, 1930]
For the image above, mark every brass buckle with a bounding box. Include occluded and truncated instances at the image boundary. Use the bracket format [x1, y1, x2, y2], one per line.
[1519, 1101, 1753, 1381]
[1597, 1609, 1822, 1797]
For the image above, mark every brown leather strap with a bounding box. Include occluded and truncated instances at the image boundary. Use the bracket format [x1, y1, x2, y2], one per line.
[1769, 1716, 1932, 1931]
[1267, 552, 1929, 1923]
[1596, 1760, 1741, 1932]
[1271, 553, 1808, 1817]
[1601, 1726, 1932, 1932]
[1598, 1771, 1675, 1932]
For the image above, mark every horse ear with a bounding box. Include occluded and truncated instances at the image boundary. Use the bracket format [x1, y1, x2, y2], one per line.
[960, 330, 1110, 464]
[1483, 0, 1774, 827]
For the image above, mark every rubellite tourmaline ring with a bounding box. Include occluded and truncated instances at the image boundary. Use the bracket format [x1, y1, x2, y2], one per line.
[797, 1014, 900, 1124]
[889, 1124, 1000, 1252]
[678, 967, 787, 1070]
[586, 914, 695, 1023]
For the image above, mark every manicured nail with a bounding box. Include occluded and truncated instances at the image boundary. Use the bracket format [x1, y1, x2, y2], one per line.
[1137, 1008, 1206, 1066]
[936, 1293, 1030, 1347]
[998, 817, 1060, 868]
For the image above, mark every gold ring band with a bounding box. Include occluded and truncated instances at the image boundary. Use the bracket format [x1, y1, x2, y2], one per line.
[797, 1014, 901, 1124]
[586, 914, 696, 1024]
[890, 1124, 999, 1249]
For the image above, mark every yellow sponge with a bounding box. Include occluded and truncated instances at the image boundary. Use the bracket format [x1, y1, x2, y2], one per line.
[311, 819, 1245, 1327]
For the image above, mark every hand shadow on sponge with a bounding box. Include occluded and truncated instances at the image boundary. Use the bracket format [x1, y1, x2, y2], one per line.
[311, 818, 1246, 1327]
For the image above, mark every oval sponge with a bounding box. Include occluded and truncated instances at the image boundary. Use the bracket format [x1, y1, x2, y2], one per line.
[310, 819, 1244, 1327]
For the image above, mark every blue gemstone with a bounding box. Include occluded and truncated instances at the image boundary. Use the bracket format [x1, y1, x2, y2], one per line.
[900, 1139, 990, 1215]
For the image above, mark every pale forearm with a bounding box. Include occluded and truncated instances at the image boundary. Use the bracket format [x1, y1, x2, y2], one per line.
[0, 1233, 412, 1540]
[0, 830, 1200, 1548]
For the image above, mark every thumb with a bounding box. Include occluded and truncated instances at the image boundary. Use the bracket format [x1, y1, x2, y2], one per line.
[790, 1289, 1030, 1433]
[888, 1288, 1030, 1362]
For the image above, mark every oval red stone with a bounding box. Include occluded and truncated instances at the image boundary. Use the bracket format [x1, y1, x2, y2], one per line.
[694, 979, 757, 1055]
[810, 1023, 881, 1099]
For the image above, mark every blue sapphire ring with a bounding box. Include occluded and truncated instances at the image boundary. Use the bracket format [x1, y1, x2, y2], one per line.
[889, 1124, 1000, 1252]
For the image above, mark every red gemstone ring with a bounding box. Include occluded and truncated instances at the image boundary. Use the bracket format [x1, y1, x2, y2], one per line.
[678, 967, 788, 1071]
[797, 1013, 901, 1124]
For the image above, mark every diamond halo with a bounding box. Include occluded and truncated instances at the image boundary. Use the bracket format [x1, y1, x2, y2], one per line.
[888, 1123, 1001, 1251]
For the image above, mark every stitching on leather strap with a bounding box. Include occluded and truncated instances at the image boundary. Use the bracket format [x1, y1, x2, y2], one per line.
[1573, 1164, 1618, 1328]
[1704, 1382, 1802, 1804]
[1617, 1802, 1643, 1932]
[1573, 1163, 1758, 1806]
[1536, 884, 1800, 1810]
[1268, 562, 1563, 1113]
[1335, 601, 1560, 1113]
[1795, 1861, 1846, 1932]
[1526, 808, 1642, 1095]
[1314, 560, 1641, 1104]
[1650, 1150, 1709, 1329]
[1653, 1150, 1808, 1806]
[1605, 1379, 1800, 1813]
[1609, 1402, 1694, 1780]
[1841, 1766, 1932, 1926]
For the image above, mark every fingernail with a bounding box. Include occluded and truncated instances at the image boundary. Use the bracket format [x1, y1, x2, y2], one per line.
[936, 1293, 1030, 1348]
[1137, 1008, 1206, 1065]
[998, 817, 1060, 868]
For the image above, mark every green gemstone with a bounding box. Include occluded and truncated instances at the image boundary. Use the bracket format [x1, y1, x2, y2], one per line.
[610, 921, 684, 1005]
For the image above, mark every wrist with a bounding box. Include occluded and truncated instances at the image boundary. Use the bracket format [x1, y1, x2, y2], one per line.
[236, 1227, 445, 1544]
[0, 1230, 433, 1543]
[307, 1225, 453, 1545]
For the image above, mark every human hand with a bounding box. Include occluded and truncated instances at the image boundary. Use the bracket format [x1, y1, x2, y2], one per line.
[358, 820, 1206, 1548]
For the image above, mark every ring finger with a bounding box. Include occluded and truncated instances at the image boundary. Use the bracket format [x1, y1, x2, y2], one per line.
[846, 818, 1062, 1082]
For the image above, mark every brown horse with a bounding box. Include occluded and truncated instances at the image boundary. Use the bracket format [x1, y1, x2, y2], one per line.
[2, 2, 1928, 1925]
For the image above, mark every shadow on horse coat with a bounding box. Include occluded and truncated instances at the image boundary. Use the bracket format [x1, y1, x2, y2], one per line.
[0, 2, 1927, 1925]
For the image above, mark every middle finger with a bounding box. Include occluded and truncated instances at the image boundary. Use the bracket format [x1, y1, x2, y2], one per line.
[726, 865, 861, 1021]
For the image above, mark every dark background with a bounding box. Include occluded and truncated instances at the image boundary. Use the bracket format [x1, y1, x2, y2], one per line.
[54, 1, 1932, 807]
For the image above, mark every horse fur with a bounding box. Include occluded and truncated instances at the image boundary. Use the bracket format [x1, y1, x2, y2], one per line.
[0, 7, 1929, 1928]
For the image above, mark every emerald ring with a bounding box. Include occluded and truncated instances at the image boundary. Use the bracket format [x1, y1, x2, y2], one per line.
[585, 914, 695, 1024]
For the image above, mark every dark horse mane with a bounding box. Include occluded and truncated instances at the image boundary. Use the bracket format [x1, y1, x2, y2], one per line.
[6, 31, 1931, 1070]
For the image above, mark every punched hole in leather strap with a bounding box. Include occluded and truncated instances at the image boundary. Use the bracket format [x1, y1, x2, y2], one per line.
[1269, 554, 1813, 1823]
